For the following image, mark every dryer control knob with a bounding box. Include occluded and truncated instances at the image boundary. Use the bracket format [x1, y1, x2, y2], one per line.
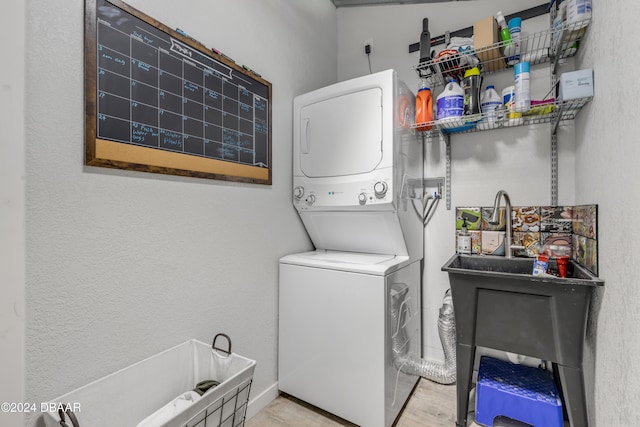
[374, 181, 388, 198]
[306, 194, 316, 206]
[294, 186, 304, 199]
[358, 193, 368, 205]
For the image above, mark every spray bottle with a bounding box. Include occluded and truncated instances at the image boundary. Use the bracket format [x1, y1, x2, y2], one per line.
[495, 11, 513, 57]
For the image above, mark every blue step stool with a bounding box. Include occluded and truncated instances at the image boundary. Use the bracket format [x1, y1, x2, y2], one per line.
[475, 356, 563, 427]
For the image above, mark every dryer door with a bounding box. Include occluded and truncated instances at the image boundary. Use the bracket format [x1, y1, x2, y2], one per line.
[299, 87, 383, 178]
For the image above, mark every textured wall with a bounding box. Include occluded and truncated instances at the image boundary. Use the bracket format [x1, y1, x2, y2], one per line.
[23, 0, 336, 425]
[574, 1, 640, 424]
[337, 0, 577, 363]
[17, 0, 638, 425]
[337, 2, 640, 424]
[0, 1, 26, 427]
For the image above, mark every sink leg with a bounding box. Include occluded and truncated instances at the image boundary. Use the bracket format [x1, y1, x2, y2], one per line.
[457, 343, 475, 427]
[555, 364, 589, 426]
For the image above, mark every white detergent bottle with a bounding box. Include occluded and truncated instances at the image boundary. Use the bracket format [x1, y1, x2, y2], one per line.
[566, 0, 591, 29]
[480, 85, 501, 127]
[436, 79, 464, 124]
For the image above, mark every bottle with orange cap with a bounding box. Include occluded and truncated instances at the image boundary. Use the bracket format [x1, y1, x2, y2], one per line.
[415, 77, 433, 131]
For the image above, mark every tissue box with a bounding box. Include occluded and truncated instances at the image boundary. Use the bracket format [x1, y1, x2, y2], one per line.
[473, 16, 506, 72]
[559, 69, 593, 101]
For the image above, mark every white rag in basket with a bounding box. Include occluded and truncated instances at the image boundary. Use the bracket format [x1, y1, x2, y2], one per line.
[136, 391, 201, 427]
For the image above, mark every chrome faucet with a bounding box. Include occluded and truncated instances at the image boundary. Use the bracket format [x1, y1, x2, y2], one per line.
[489, 190, 524, 258]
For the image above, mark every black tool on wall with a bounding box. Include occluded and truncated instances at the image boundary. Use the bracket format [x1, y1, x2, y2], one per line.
[419, 18, 432, 64]
[409, 3, 549, 53]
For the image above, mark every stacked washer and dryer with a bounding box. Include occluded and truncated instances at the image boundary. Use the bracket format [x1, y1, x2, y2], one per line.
[278, 69, 425, 427]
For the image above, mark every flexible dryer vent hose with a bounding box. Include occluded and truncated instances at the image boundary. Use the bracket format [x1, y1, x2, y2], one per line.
[391, 287, 456, 385]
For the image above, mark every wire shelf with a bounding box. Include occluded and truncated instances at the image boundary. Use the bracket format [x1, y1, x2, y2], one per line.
[413, 19, 591, 86]
[412, 96, 592, 137]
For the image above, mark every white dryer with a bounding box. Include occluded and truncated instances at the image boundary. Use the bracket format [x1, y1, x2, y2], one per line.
[278, 251, 421, 427]
[292, 69, 423, 261]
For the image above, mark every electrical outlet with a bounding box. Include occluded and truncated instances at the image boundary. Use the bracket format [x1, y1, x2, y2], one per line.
[364, 38, 373, 54]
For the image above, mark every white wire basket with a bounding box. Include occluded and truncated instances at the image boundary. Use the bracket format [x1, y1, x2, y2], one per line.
[413, 19, 591, 86]
[42, 336, 256, 427]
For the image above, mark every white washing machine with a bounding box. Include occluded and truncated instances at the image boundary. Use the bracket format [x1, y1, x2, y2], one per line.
[278, 250, 421, 427]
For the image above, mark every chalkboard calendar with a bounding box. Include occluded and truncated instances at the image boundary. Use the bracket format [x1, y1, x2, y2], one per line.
[85, 0, 272, 184]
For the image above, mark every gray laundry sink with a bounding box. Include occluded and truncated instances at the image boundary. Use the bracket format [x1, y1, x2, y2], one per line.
[441, 253, 604, 427]
[442, 253, 602, 284]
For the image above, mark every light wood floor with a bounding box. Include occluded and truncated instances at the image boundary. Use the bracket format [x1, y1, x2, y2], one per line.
[246, 378, 483, 427]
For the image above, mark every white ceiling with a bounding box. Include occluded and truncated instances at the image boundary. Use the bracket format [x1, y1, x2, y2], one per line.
[331, 0, 466, 7]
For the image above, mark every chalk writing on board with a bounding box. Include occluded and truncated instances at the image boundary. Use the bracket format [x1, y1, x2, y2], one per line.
[94, 0, 269, 169]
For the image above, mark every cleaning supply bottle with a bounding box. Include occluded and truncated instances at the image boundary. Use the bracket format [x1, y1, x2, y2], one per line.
[507, 17, 522, 65]
[552, 1, 567, 51]
[458, 219, 472, 254]
[566, 0, 591, 29]
[436, 78, 464, 123]
[495, 11, 512, 45]
[514, 61, 531, 113]
[415, 77, 433, 131]
[480, 85, 501, 126]
[463, 67, 482, 117]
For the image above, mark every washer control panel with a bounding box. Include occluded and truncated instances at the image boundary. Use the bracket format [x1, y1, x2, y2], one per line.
[293, 176, 393, 210]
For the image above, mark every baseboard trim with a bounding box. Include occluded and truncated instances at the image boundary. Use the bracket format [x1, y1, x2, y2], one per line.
[246, 381, 279, 420]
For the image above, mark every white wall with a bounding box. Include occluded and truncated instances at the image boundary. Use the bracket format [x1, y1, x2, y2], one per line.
[338, 1, 640, 424]
[13, 1, 638, 425]
[0, 1, 26, 426]
[575, 1, 640, 425]
[21, 1, 336, 425]
[337, 0, 576, 363]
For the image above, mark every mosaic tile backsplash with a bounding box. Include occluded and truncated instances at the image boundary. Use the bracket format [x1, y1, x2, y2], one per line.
[456, 205, 598, 275]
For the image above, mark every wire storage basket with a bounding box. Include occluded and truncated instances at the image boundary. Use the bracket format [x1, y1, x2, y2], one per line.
[42, 335, 256, 427]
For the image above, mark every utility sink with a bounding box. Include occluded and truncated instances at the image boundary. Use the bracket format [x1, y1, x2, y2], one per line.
[441, 253, 604, 427]
[442, 253, 603, 285]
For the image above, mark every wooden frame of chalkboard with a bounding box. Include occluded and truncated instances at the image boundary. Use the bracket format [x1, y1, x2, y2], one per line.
[85, 0, 272, 184]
